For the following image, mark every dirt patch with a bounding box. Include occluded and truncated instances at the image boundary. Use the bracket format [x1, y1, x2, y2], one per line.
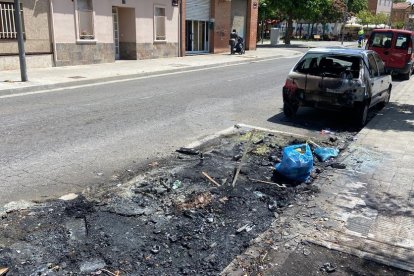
[0, 129, 359, 275]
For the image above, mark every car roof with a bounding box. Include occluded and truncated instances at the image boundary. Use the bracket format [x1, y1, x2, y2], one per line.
[371, 28, 413, 35]
[306, 47, 369, 57]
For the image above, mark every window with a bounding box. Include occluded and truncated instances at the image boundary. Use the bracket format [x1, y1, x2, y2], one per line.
[368, 54, 379, 77]
[0, 2, 24, 40]
[370, 32, 393, 48]
[395, 33, 409, 49]
[76, 0, 94, 40]
[294, 53, 360, 78]
[154, 6, 166, 41]
[373, 53, 385, 75]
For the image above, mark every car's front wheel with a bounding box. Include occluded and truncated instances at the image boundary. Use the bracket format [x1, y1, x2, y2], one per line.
[283, 102, 298, 118]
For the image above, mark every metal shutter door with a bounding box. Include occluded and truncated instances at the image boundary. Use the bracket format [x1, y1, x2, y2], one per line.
[186, 0, 210, 21]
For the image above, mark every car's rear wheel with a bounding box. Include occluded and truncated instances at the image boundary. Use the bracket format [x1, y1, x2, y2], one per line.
[379, 86, 391, 109]
[283, 102, 298, 118]
[354, 101, 369, 127]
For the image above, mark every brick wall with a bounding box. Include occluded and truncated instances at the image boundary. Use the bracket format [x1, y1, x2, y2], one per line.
[182, 0, 257, 54]
[368, 0, 377, 13]
[245, 0, 258, 50]
[211, 0, 231, 53]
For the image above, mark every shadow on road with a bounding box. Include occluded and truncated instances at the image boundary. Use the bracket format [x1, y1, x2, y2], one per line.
[267, 107, 361, 133]
[268, 101, 413, 134]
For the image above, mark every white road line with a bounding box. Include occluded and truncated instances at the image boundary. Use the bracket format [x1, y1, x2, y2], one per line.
[0, 55, 300, 100]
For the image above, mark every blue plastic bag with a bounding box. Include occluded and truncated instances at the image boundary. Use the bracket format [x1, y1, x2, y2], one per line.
[314, 147, 339, 162]
[275, 144, 313, 182]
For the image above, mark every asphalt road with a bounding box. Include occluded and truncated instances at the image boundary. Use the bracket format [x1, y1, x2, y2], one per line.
[0, 54, 402, 204]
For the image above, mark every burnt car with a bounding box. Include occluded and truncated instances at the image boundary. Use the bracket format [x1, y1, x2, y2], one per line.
[282, 48, 392, 126]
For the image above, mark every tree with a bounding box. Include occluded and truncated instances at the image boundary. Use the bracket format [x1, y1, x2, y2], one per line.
[265, 0, 310, 44]
[320, 0, 346, 24]
[356, 9, 374, 26]
[347, 0, 368, 15]
[317, 0, 346, 36]
[268, 0, 339, 44]
[372, 12, 389, 26]
[393, 21, 405, 29]
[264, 0, 365, 44]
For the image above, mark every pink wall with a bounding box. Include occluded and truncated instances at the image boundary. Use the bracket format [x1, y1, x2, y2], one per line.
[51, 0, 179, 44]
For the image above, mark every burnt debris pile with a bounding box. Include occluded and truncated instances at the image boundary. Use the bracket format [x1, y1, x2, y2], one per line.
[0, 130, 353, 275]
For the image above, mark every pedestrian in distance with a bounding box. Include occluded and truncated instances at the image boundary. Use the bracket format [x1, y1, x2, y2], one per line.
[358, 28, 364, 48]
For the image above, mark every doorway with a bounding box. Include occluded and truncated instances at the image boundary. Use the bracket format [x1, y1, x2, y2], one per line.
[185, 20, 209, 53]
[112, 6, 137, 60]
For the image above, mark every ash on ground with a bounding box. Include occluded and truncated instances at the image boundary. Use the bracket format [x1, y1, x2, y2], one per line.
[0, 130, 355, 275]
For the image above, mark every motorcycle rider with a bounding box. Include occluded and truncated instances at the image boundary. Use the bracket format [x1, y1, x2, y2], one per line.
[229, 29, 239, 54]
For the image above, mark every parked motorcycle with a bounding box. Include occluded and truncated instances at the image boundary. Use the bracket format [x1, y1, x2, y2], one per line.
[229, 36, 245, 55]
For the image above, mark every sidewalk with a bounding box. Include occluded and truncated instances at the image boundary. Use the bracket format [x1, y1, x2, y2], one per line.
[0, 40, 356, 96]
[222, 77, 414, 274]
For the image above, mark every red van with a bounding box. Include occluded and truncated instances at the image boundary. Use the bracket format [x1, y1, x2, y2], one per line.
[366, 29, 414, 80]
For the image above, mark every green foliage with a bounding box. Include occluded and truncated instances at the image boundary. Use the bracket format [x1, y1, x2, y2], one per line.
[258, 0, 280, 20]
[347, 0, 368, 15]
[372, 12, 389, 25]
[356, 10, 388, 26]
[320, 0, 346, 23]
[261, 0, 365, 43]
[356, 9, 374, 25]
[393, 21, 405, 29]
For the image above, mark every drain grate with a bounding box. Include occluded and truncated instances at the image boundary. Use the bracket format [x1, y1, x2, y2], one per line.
[68, 76, 86, 79]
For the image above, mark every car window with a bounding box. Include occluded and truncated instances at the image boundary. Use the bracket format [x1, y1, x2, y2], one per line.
[368, 54, 379, 77]
[373, 53, 385, 75]
[294, 53, 360, 78]
[395, 33, 410, 49]
[370, 32, 393, 48]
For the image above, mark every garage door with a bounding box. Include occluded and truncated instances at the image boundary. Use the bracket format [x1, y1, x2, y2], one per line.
[186, 0, 210, 21]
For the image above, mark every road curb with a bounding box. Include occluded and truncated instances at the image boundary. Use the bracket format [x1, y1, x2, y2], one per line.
[0, 54, 297, 97]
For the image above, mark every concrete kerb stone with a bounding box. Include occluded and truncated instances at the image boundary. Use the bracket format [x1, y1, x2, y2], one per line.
[0, 53, 298, 97]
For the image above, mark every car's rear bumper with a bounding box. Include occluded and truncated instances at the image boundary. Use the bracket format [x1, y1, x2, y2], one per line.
[387, 61, 413, 75]
[283, 87, 362, 109]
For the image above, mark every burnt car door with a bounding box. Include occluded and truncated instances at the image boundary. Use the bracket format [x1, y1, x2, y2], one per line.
[373, 52, 391, 95]
[366, 53, 382, 107]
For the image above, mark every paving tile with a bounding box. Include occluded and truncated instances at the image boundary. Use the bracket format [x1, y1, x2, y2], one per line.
[368, 215, 402, 244]
[396, 167, 414, 178]
[371, 170, 395, 183]
[392, 174, 413, 187]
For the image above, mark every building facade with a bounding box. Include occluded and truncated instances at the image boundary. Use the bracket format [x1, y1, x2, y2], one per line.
[51, 0, 180, 66]
[1, 0, 258, 69]
[368, 0, 392, 15]
[0, 0, 53, 70]
[181, 0, 257, 55]
[390, 2, 413, 30]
